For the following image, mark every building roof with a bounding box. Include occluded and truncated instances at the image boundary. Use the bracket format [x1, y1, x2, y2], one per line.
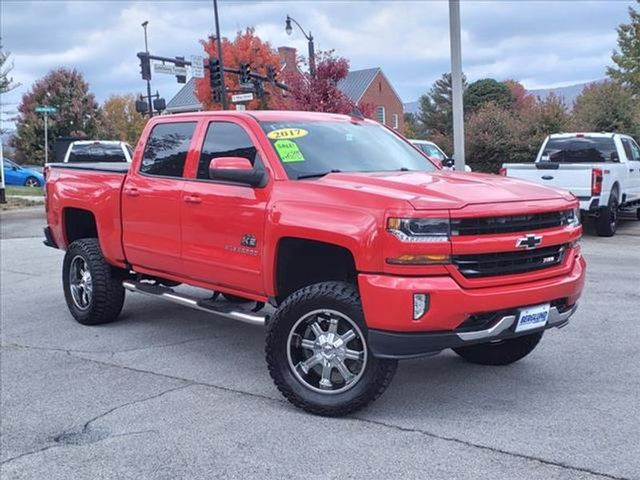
[165, 77, 203, 113]
[336, 67, 381, 103]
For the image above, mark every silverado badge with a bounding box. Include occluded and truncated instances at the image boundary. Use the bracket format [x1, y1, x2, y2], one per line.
[516, 234, 542, 250]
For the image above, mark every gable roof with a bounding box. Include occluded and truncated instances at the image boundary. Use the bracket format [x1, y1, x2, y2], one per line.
[165, 77, 203, 113]
[337, 67, 380, 103]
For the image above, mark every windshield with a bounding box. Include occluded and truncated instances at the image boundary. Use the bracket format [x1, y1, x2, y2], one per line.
[417, 143, 446, 160]
[541, 137, 618, 163]
[260, 120, 437, 179]
[68, 144, 127, 163]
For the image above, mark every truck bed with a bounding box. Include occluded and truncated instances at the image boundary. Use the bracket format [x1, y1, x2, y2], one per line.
[503, 163, 594, 200]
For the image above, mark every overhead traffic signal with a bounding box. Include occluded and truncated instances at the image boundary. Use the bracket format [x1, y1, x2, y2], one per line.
[266, 65, 277, 83]
[209, 57, 224, 103]
[137, 52, 151, 80]
[174, 56, 186, 84]
[239, 62, 250, 84]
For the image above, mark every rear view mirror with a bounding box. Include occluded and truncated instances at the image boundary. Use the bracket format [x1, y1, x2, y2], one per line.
[442, 158, 455, 168]
[209, 157, 266, 187]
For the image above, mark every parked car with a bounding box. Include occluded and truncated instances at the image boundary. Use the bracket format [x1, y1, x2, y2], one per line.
[63, 140, 133, 163]
[409, 139, 472, 172]
[501, 133, 640, 236]
[44, 111, 585, 416]
[2, 158, 45, 187]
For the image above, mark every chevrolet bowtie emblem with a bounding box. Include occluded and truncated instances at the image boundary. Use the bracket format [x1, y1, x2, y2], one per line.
[516, 234, 542, 250]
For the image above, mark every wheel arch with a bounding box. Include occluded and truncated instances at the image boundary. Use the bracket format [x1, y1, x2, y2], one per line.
[63, 207, 98, 245]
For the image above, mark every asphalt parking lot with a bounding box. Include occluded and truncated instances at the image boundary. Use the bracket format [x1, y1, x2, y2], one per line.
[1, 207, 639, 480]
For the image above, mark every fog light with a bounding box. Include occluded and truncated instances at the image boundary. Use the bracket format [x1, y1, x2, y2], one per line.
[413, 293, 429, 320]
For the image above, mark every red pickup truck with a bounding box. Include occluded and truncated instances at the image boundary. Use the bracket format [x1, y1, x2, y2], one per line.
[44, 111, 585, 416]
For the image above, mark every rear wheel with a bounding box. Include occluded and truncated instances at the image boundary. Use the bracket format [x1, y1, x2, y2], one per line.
[63, 238, 125, 325]
[24, 176, 40, 187]
[266, 282, 397, 416]
[453, 331, 544, 366]
[595, 192, 618, 237]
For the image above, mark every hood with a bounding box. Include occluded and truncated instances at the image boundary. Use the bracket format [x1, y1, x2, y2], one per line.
[313, 170, 570, 210]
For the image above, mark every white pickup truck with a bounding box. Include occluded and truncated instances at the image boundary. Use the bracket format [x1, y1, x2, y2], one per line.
[502, 133, 640, 236]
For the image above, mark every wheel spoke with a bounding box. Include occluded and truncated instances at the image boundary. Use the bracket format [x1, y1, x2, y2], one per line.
[345, 349, 363, 361]
[328, 317, 338, 335]
[298, 353, 322, 374]
[340, 329, 356, 344]
[310, 322, 324, 339]
[335, 359, 355, 384]
[300, 339, 315, 351]
[319, 362, 333, 389]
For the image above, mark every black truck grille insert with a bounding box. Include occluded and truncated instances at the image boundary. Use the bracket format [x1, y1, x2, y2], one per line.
[452, 244, 566, 278]
[451, 210, 573, 236]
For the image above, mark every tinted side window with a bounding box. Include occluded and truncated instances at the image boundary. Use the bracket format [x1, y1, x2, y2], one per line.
[140, 122, 196, 177]
[197, 122, 259, 179]
[629, 139, 640, 161]
[621, 139, 634, 161]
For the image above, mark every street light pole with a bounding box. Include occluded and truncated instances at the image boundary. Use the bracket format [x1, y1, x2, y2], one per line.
[44, 112, 49, 164]
[449, 0, 465, 171]
[285, 15, 316, 77]
[141, 21, 153, 117]
[212, 0, 228, 109]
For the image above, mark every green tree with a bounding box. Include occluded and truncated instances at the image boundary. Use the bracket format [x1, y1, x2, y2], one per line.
[464, 78, 514, 114]
[608, 0, 640, 95]
[98, 94, 146, 147]
[1, 41, 21, 134]
[573, 81, 638, 136]
[12, 68, 99, 165]
[417, 73, 467, 137]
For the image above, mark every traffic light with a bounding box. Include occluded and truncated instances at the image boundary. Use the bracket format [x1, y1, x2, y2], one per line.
[137, 52, 151, 80]
[175, 56, 186, 84]
[135, 98, 149, 114]
[239, 62, 250, 83]
[266, 65, 277, 83]
[209, 57, 223, 103]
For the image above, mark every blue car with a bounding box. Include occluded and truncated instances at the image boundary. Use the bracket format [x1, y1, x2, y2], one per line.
[2, 158, 45, 187]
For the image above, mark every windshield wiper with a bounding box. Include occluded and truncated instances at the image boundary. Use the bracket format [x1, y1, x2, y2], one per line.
[297, 169, 342, 180]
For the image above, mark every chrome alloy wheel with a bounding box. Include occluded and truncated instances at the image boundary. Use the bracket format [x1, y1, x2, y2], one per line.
[69, 255, 93, 310]
[287, 309, 367, 394]
[24, 177, 40, 187]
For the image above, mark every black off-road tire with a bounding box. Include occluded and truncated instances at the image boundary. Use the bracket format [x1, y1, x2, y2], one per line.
[595, 192, 619, 237]
[265, 281, 397, 416]
[453, 331, 544, 366]
[62, 238, 125, 325]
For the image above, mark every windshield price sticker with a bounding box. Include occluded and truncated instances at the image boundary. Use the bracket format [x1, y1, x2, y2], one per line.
[267, 128, 308, 140]
[274, 140, 305, 163]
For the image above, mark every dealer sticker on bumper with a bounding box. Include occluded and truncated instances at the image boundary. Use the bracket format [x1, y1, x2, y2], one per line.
[515, 303, 550, 333]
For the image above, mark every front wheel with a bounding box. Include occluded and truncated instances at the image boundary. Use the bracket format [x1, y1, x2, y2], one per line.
[62, 238, 125, 325]
[266, 282, 397, 416]
[24, 176, 41, 187]
[453, 331, 544, 366]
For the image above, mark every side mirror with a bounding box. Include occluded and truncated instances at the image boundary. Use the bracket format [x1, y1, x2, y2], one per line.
[208, 157, 266, 187]
[610, 152, 620, 163]
[442, 158, 455, 168]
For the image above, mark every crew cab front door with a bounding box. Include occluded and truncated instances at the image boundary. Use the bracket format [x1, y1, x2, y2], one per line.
[180, 120, 269, 296]
[122, 121, 197, 274]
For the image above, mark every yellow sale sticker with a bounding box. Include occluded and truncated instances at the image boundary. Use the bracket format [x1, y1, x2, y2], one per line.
[267, 128, 309, 140]
[274, 140, 305, 163]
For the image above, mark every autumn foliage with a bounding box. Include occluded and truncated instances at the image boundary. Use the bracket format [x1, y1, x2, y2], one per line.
[195, 28, 288, 110]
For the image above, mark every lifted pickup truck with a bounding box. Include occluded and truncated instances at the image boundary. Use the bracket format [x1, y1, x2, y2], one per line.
[502, 133, 640, 236]
[44, 111, 585, 416]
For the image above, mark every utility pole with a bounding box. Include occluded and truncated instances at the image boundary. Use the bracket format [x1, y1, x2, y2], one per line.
[142, 21, 153, 117]
[44, 112, 48, 164]
[449, 0, 466, 171]
[0, 136, 5, 204]
[212, 0, 228, 109]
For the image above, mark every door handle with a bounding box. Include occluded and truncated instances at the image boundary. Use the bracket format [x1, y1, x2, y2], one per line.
[184, 195, 202, 204]
[541, 175, 554, 180]
[124, 187, 139, 197]
[630, 169, 636, 172]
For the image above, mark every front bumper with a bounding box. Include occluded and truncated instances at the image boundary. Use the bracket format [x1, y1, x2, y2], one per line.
[369, 304, 577, 359]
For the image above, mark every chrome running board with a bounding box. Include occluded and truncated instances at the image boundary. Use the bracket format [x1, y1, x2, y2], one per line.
[122, 281, 266, 326]
[456, 304, 577, 342]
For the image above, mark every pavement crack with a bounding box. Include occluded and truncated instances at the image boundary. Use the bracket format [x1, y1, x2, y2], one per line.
[0, 444, 61, 466]
[350, 416, 632, 480]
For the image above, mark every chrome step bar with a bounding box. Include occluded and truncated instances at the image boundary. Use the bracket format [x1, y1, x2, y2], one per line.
[122, 281, 267, 326]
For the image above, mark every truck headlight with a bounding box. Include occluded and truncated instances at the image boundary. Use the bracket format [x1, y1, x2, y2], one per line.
[564, 207, 581, 228]
[387, 218, 450, 242]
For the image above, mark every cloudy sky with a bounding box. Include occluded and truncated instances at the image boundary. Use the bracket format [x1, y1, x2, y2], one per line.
[0, 0, 633, 120]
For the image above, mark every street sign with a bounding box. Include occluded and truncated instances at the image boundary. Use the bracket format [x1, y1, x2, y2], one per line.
[35, 106, 57, 113]
[190, 55, 204, 78]
[153, 63, 187, 76]
[231, 93, 254, 103]
[239, 82, 255, 91]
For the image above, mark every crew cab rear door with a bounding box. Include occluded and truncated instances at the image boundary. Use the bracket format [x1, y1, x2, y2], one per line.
[180, 119, 270, 296]
[122, 121, 198, 273]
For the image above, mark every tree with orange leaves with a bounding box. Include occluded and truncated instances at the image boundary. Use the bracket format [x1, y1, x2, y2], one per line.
[195, 28, 289, 111]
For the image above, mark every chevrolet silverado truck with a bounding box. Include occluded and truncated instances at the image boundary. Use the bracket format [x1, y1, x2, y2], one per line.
[44, 111, 585, 416]
[501, 133, 640, 236]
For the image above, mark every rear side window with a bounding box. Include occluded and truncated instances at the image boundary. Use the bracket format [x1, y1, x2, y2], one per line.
[542, 137, 617, 163]
[622, 138, 640, 161]
[68, 144, 127, 163]
[140, 122, 196, 177]
[197, 122, 259, 179]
